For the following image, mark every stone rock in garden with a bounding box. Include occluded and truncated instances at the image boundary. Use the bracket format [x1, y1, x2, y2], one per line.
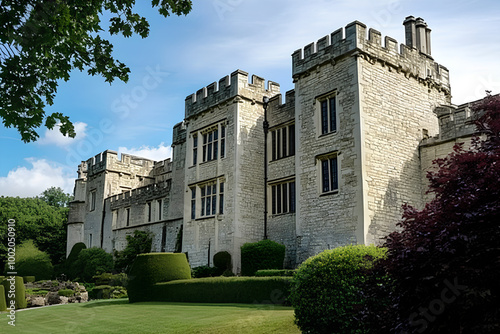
[31, 297, 46, 307]
[80, 292, 89, 302]
[46, 292, 61, 305]
[60, 297, 69, 304]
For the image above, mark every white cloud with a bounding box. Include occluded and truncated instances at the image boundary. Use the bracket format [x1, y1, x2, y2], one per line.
[38, 122, 88, 148]
[0, 159, 75, 197]
[117, 142, 172, 162]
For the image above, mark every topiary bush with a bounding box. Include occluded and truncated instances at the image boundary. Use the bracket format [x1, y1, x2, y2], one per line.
[290, 245, 387, 334]
[8, 240, 53, 280]
[65, 242, 86, 279]
[213, 251, 232, 275]
[255, 269, 296, 277]
[23, 276, 36, 283]
[1, 276, 27, 309]
[153, 276, 292, 304]
[241, 239, 285, 276]
[128, 253, 191, 303]
[191, 265, 219, 278]
[0, 285, 6, 312]
[58, 289, 75, 297]
[71, 247, 114, 282]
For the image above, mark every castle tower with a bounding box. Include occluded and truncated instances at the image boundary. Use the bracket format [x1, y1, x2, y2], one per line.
[290, 18, 451, 263]
[182, 70, 280, 271]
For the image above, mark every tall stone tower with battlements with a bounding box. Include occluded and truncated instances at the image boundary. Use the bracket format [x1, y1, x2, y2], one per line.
[68, 16, 482, 271]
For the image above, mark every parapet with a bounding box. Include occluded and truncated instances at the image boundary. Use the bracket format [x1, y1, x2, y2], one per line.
[172, 121, 187, 145]
[267, 90, 296, 127]
[292, 19, 450, 94]
[86, 150, 156, 176]
[185, 69, 280, 119]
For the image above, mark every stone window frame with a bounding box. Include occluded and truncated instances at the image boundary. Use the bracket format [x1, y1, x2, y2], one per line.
[125, 207, 131, 227]
[89, 190, 97, 211]
[190, 177, 225, 220]
[316, 90, 338, 136]
[146, 201, 152, 222]
[317, 152, 340, 195]
[157, 199, 163, 221]
[191, 121, 227, 166]
[270, 122, 295, 161]
[270, 178, 296, 215]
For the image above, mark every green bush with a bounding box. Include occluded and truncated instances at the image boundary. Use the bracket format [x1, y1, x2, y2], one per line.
[93, 272, 128, 287]
[1, 276, 27, 309]
[0, 285, 6, 312]
[255, 269, 296, 277]
[23, 276, 36, 283]
[128, 253, 191, 303]
[191, 265, 219, 278]
[65, 242, 86, 279]
[241, 239, 285, 276]
[8, 240, 53, 280]
[153, 276, 291, 304]
[90, 285, 112, 299]
[71, 247, 114, 282]
[290, 245, 387, 334]
[26, 288, 49, 296]
[213, 251, 232, 274]
[58, 289, 75, 297]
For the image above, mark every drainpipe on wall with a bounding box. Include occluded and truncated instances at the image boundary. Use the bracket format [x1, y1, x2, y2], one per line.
[263, 96, 270, 240]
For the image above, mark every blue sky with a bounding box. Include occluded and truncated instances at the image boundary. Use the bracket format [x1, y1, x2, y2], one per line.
[1, 0, 499, 197]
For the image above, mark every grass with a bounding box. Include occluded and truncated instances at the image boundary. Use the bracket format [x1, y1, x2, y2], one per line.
[0, 299, 300, 334]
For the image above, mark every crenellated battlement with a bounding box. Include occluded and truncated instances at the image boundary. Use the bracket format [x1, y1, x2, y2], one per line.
[185, 69, 280, 119]
[267, 90, 296, 127]
[292, 19, 450, 94]
[86, 150, 156, 177]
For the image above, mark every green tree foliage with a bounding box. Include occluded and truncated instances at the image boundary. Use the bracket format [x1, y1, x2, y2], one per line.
[9, 239, 53, 280]
[240, 239, 285, 276]
[0, 0, 193, 142]
[0, 195, 67, 268]
[366, 95, 500, 333]
[71, 247, 114, 282]
[290, 245, 387, 334]
[39, 186, 72, 207]
[114, 230, 152, 273]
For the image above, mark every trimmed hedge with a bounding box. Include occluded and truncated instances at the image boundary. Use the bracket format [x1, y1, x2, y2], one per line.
[191, 265, 219, 278]
[255, 269, 296, 277]
[23, 276, 36, 283]
[290, 245, 387, 334]
[128, 253, 191, 303]
[1, 276, 27, 309]
[65, 242, 86, 279]
[241, 239, 285, 276]
[153, 276, 291, 304]
[0, 285, 6, 312]
[213, 251, 232, 274]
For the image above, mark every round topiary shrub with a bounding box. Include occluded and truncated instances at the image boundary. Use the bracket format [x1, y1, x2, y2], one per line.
[213, 251, 232, 275]
[240, 239, 285, 276]
[128, 253, 191, 303]
[290, 245, 387, 334]
[71, 247, 114, 282]
[11, 240, 53, 280]
[1, 276, 27, 309]
[65, 242, 86, 280]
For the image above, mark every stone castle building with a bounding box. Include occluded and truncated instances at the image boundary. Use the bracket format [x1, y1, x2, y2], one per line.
[67, 16, 483, 272]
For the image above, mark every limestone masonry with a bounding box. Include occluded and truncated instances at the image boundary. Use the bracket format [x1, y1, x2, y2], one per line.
[67, 16, 486, 272]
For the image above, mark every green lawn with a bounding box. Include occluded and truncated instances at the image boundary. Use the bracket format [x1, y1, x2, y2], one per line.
[0, 299, 300, 333]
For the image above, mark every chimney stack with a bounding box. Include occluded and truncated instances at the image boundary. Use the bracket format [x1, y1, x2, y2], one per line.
[403, 16, 431, 56]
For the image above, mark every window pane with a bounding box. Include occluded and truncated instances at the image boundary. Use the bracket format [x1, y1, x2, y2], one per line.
[219, 194, 224, 214]
[191, 200, 196, 219]
[277, 184, 282, 214]
[290, 182, 296, 213]
[330, 97, 337, 132]
[193, 135, 198, 147]
[282, 127, 287, 157]
[214, 140, 218, 159]
[201, 198, 205, 216]
[214, 129, 218, 140]
[212, 195, 217, 214]
[322, 160, 330, 192]
[272, 185, 276, 215]
[207, 143, 212, 161]
[271, 131, 276, 161]
[203, 146, 207, 162]
[221, 125, 225, 138]
[321, 100, 328, 134]
[282, 183, 288, 213]
[277, 129, 281, 159]
[221, 139, 225, 158]
[206, 197, 211, 215]
[330, 157, 338, 190]
[203, 134, 207, 144]
[289, 124, 295, 156]
[193, 148, 197, 165]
